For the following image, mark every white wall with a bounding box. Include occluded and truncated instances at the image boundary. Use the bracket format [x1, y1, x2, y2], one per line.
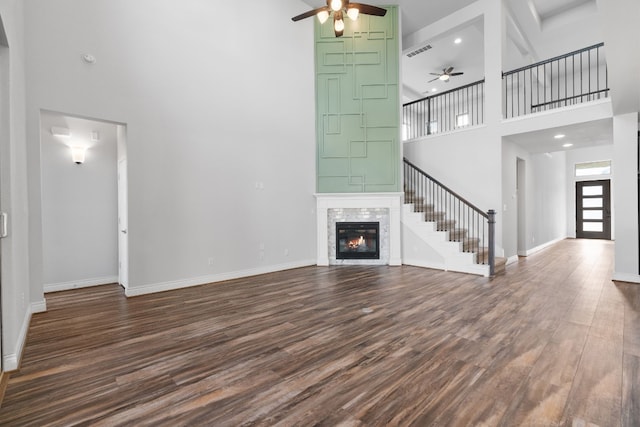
[24, 0, 317, 297]
[501, 140, 530, 259]
[502, 140, 567, 260]
[403, 126, 504, 256]
[40, 112, 118, 291]
[564, 145, 614, 238]
[612, 113, 639, 282]
[0, 0, 37, 371]
[529, 151, 567, 247]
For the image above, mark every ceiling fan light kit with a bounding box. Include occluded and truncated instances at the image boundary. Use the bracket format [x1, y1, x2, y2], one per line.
[292, 0, 387, 37]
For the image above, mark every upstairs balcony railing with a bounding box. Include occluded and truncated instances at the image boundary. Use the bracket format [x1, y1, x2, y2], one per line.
[402, 79, 485, 140]
[503, 43, 608, 118]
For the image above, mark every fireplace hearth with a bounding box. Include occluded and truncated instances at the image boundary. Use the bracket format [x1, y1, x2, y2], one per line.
[336, 222, 380, 260]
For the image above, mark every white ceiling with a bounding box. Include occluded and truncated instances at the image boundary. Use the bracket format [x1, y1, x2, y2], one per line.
[299, 0, 612, 152]
[504, 118, 613, 154]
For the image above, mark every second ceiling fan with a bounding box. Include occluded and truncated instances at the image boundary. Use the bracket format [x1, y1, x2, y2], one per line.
[429, 66, 464, 83]
[292, 0, 387, 37]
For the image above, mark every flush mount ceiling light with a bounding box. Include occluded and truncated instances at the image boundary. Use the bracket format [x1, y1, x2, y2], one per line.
[454, 37, 462, 44]
[554, 134, 566, 139]
[292, 0, 387, 37]
[563, 143, 573, 148]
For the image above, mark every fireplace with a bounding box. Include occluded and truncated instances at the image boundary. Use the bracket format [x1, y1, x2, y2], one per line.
[336, 222, 380, 260]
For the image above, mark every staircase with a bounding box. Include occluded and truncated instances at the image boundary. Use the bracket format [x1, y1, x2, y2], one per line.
[403, 159, 505, 277]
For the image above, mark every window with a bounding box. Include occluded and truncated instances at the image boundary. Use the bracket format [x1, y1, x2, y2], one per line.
[456, 113, 469, 128]
[575, 160, 611, 177]
[427, 121, 438, 134]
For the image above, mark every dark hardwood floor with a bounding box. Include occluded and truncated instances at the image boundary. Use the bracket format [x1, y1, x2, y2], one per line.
[1, 239, 638, 426]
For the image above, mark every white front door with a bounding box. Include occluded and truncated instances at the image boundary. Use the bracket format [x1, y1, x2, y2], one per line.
[117, 158, 129, 289]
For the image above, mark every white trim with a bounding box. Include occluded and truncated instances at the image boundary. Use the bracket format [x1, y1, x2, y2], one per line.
[403, 258, 490, 277]
[524, 237, 565, 256]
[3, 305, 32, 372]
[125, 260, 316, 297]
[612, 272, 640, 284]
[506, 255, 519, 265]
[44, 276, 119, 293]
[403, 258, 446, 271]
[31, 299, 47, 313]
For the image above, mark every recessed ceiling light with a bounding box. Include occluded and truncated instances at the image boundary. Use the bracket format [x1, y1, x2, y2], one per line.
[563, 143, 573, 148]
[554, 134, 565, 139]
[431, 88, 438, 92]
[454, 38, 462, 44]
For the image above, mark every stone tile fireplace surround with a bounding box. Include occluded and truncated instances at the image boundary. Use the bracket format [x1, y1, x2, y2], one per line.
[315, 193, 403, 266]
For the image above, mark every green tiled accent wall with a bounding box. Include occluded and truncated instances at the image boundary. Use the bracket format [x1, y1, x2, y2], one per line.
[315, 6, 400, 193]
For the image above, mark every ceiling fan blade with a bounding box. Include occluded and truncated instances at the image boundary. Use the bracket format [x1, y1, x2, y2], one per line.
[445, 66, 454, 74]
[428, 77, 439, 83]
[429, 73, 441, 76]
[350, 3, 387, 16]
[292, 6, 329, 22]
[450, 72, 464, 76]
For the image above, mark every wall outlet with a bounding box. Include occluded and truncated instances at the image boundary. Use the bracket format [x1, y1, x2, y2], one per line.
[284, 248, 289, 257]
[207, 257, 214, 266]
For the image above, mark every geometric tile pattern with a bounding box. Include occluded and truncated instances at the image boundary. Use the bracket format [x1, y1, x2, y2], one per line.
[316, 7, 400, 193]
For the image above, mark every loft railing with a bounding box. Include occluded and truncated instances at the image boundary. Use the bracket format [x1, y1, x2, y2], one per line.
[403, 158, 496, 275]
[503, 43, 608, 118]
[402, 79, 485, 140]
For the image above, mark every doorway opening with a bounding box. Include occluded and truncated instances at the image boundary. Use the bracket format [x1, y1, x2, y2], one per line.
[517, 158, 526, 255]
[39, 111, 128, 292]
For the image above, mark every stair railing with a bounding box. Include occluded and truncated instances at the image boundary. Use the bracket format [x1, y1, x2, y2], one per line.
[404, 158, 495, 276]
[502, 43, 608, 118]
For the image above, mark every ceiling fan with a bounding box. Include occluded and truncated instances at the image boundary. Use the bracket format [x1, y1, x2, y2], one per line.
[292, 0, 387, 37]
[428, 67, 464, 83]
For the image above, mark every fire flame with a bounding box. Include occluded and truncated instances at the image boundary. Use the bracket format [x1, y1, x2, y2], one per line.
[348, 236, 365, 249]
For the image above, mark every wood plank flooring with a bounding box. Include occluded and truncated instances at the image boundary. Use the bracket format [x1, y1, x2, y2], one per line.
[1, 239, 638, 426]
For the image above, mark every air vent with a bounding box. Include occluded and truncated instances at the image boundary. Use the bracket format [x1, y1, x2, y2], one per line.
[406, 44, 432, 58]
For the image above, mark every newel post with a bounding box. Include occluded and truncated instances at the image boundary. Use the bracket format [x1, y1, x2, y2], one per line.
[488, 209, 496, 276]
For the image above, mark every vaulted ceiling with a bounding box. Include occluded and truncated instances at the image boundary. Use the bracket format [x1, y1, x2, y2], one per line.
[300, 0, 613, 152]
[300, 0, 602, 102]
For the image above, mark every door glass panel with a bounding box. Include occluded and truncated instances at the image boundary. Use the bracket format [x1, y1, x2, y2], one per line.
[583, 198, 603, 208]
[582, 186, 603, 196]
[583, 210, 603, 220]
[583, 222, 603, 232]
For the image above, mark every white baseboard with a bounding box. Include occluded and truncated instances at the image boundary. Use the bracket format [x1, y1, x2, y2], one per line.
[524, 237, 566, 256]
[3, 305, 32, 372]
[403, 258, 489, 277]
[403, 258, 446, 271]
[44, 276, 119, 293]
[612, 272, 640, 284]
[506, 255, 519, 266]
[32, 299, 47, 313]
[125, 260, 316, 297]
